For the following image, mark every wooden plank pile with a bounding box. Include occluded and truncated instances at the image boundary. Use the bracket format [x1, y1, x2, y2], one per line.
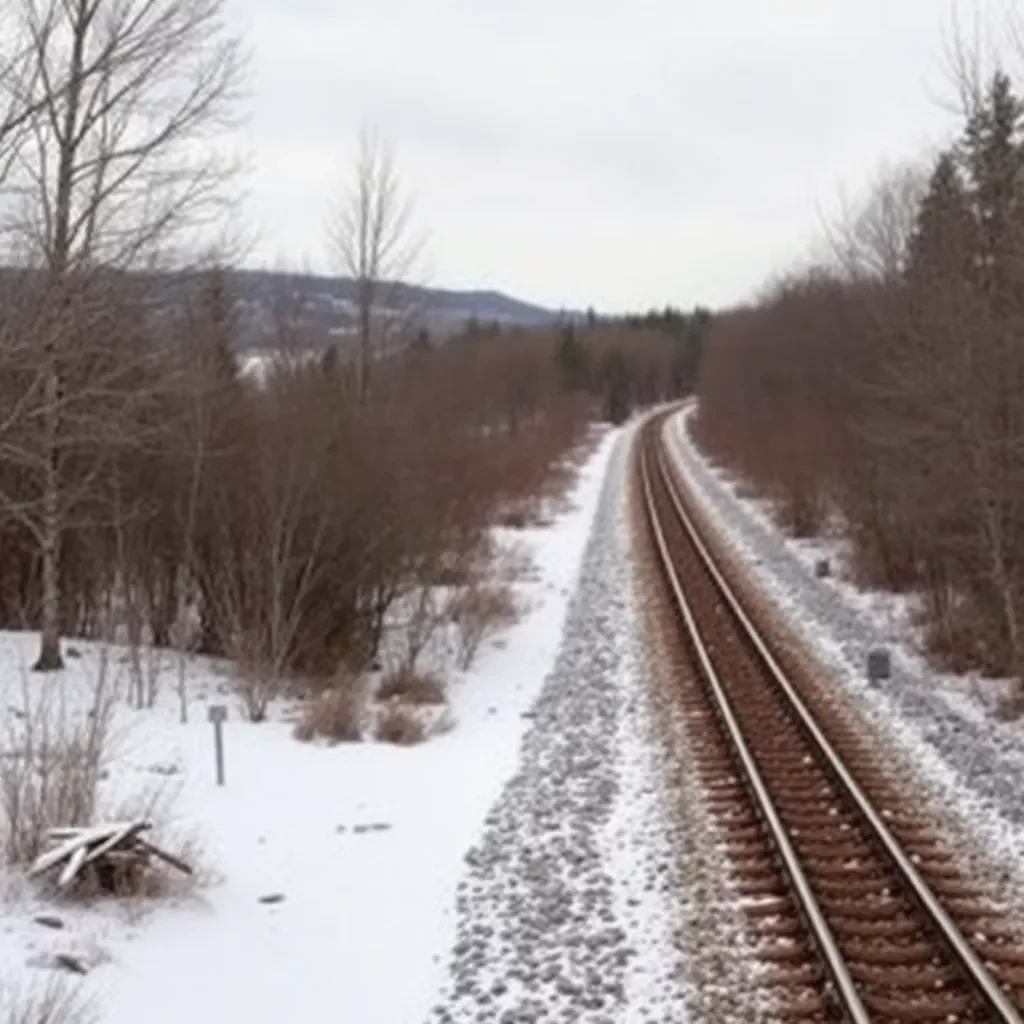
[28, 820, 192, 894]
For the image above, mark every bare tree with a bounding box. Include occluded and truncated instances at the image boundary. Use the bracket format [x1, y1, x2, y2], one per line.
[202, 368, 340, 722]
[825, 162, 930, 282]
[0, 0, 245, 671]
[328, 127, 425, 403]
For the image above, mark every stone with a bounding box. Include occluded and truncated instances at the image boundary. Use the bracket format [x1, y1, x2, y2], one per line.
[867, 647, 891, 683]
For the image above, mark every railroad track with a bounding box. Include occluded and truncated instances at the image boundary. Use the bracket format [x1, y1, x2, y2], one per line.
[639, 410, 1024, 1023]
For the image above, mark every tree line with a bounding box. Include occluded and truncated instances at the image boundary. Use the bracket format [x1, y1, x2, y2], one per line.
[553, 307, 710, 423]
[696, 65, 1024, 710]
[0, 0, 708, 703]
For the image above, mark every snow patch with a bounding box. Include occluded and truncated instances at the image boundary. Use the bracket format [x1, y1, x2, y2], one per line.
[0, 429, 619, 1024]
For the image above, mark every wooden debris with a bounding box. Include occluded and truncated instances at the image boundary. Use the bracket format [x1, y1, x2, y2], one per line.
[28, 820, 193, 894]
[54, 953, 88, 975]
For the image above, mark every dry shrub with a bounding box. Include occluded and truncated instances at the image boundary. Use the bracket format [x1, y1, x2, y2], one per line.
[450, 584, 520, 671]
[530, 439, 596, 519]
[492, 543, 536, 585]
[916, 596, 1009, 678]
[498, 504, 532, 530]
[0, 976, 97, 1024]
[229, 631, 284, 724]
[394, 586, 449, 677]
[776, 482, 827, 540]
[292, 667, 364, 741]
[995, 689, 1024, 722]
[25, 784, 206, 904]
[376, 704, 427, 746]
[0, 661, 114, 867]
[377, 668, 446, 705]
[294, 686, 364, 744]
[294, 662, 366, 744]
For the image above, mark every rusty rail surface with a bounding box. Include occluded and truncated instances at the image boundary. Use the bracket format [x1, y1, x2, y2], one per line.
[639, 410, 1024, 1023]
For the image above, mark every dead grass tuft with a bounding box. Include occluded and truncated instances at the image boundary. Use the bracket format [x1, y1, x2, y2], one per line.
[294, 681, 364, 744]
[0, 659, 115, 867]
[0, 974, 98, 1024]
[912, 595, 1011, 678]
[375, 704, 427, 746]
[377, 668, 446, 705]
[497, 503, 533, 530]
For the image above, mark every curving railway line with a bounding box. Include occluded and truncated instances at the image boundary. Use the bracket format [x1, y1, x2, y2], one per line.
[639, 409, 1024, 1023]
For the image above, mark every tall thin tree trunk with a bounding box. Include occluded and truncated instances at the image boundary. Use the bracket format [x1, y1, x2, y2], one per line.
[33, 385, 63, 671]
[357, 277, 373, 403]
[32, 0, 87, 672]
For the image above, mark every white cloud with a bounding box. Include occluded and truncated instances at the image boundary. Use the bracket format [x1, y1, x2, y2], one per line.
[229, 0, 996, 310]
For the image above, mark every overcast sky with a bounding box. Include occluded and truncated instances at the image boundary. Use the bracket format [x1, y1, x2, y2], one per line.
[232, 0, 1001, 313]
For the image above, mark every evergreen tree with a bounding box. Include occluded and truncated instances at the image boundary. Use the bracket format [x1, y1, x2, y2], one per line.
[598, 346, 631, 424]
[554, 322, 589, 392]
[905, 151, 975, 287]
[189, 267, 240, 387]
[960, 71, 1024, 298]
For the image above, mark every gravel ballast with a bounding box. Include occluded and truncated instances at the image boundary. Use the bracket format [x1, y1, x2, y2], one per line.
[428, 423, 779, 1024]
[428, 427, 672, 1024]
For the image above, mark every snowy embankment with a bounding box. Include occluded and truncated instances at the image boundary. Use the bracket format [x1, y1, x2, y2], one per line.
[428, 421, 695, 1024]
[665, 406, 1024, 884]
[0, 420, 696, 1024]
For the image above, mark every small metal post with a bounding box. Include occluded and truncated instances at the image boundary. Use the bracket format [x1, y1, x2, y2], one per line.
[207, 704, 228, 785]
[867, 648, 891, 684]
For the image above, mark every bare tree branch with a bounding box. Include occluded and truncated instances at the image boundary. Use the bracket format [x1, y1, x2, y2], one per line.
[327, 126, 427, 403]
[0, 0, 245, 671]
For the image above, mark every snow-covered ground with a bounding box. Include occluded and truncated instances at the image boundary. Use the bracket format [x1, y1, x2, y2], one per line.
[665, 406, 1024, 902]
[0, 420, 702, 1024]
[427, 422, 693, 1024]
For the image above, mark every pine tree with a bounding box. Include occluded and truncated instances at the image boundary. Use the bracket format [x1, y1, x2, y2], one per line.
[598, 346, 631, 424]
[960, 71, 1024, 299]
[905, 151, 975, 288]
[554, 322, 589, 392]
[186, 267, 241, 391]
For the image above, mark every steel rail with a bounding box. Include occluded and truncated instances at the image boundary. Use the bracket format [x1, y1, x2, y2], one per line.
[649, 414, 1023, 1024]
[639, 431, 872, 1024]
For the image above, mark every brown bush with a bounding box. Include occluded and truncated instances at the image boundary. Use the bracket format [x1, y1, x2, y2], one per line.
[694, 87, 1024, 714]
[449, 583, 520, 670]
[3, 269, 698, 716]
[497, 505, 531, 530]
[377, 668, 446, 705]
[915, 593, 1012, 678]
[376, 704, 427, 746]
[294, 686, 364, 744]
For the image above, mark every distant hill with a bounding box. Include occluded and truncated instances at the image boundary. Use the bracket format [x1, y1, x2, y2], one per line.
[0, 265, 573, 351]
[226, 269, 571, 349]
